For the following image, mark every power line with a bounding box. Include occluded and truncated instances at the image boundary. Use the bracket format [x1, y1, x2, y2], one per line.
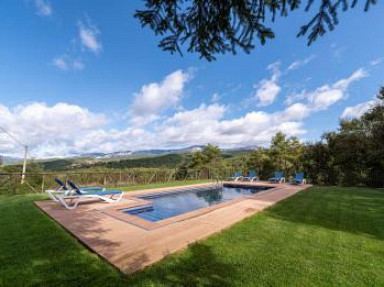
[0, 126, 28, 184]
[0, 126, 25, 147]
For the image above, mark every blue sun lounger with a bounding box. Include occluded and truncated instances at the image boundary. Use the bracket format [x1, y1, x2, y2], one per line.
[46, 178, 105, 202]
[54, 178, 103, 192]
[242, 170, 258, 182]
[290, 172, 306, 185]
[47, 179, 123, 210]
[227, 171, 243, 182]
[46, 178, 73, 202]
[268, 171, 285, 183]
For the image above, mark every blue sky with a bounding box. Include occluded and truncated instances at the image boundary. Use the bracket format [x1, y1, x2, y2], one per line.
[0, 0, 383, 157]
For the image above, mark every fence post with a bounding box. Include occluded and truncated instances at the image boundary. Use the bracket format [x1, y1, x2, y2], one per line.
[12, 175, 16, 195]
[41, 174, 45, 193]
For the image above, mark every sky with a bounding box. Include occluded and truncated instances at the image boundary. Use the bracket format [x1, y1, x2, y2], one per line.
[0, 0, 383, 158]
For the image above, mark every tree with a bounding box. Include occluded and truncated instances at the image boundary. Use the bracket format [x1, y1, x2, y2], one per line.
[302, 140, 337, 185]
[189, 151, 209, 169]
[202, 144, 222, 162]
[189, 144, 225, 178]
[269, 132, 304, 175]
[135, 0, 376, 61]
[269, 132, 288, 171]
[302, 86, 384, 187]
[246, 147, 265, 172]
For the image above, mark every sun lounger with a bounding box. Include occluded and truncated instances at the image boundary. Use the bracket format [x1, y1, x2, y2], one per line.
[46, 180, 123, 210]
[290, 172, 306, 185]
[269, 171, 285, 183]
[242, 170, 258, 182]
[227, 171, 243, 182]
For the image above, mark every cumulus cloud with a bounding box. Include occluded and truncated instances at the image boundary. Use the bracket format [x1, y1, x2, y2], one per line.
[0, 67, 369, 158]
[78, 19, 102, 54]
[52, 56, 85, 71]
[0, 103, 106, 157]
[285, 68, 368, 110]
[129, 70, 191, 125]
[341, 100, 375, 119]
[252, 62, 281, 107]
[287, 55, 315, 71]
[35, 0, 52, 17]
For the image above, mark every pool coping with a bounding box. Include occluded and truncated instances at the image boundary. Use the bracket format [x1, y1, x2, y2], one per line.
[35, 181, 310, 274]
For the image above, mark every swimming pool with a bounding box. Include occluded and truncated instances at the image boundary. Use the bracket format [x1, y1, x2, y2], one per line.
[121, 184, 272, 222]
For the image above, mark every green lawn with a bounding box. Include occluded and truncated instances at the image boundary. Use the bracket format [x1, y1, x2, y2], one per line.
[118, 179, 212, 191]
[1, 186, 383, 286]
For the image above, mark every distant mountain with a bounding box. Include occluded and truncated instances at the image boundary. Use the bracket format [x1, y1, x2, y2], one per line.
[80, 151, 133, 159]
[1, 145, 259, 164]
[1, 155, 23, 164]
[78, 145, 205, 159]
[132, 145, 205, 155]
[222, 145, 260, 151]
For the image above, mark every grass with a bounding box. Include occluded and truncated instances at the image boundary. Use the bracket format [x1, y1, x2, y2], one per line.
[118, 179, 212, 192]
[0, 186, 383, 286]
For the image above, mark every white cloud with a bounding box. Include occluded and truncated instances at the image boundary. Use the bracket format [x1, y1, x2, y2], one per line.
[0, 67, 369, 158]
[341, 100, 375, 119]
[129, 70, 191, 125]
[35, 0, 52, 17]
[52, 57, 68, 71]
[286, 68, 368, 111]
[155, 104, 307, 147]
[252, 62, 281, 107]
[0, 103, 106, 157]
[287, 55, 315, 71]
[211, 93, 221, 103]
[331, 44, 345, 60]
[72, 59, 85, 71]
[78, 19, 102, 54]
[370, 58, 383, 66]
[52, 56, 85, 71]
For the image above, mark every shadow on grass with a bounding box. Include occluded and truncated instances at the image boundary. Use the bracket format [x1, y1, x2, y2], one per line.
[266, 186, 384, 240]
[0, 195, 126, 287]
[126, 242, 237, 286]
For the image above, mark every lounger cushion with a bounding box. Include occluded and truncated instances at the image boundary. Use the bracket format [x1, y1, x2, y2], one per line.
[92, 190, 122, 196]
[55, 178, 68, 190]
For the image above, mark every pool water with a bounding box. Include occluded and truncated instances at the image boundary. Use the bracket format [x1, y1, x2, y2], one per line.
[121, 184, 272, 222]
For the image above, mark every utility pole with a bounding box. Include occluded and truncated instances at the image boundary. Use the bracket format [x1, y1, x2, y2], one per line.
[21, 145, 28, 185]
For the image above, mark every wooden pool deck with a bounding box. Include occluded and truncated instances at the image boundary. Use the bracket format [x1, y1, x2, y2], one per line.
[35, 181, 309, 274]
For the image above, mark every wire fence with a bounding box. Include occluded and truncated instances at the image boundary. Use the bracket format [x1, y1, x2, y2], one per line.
[0, 167, 383, 195]
[0, 168, 221, 195]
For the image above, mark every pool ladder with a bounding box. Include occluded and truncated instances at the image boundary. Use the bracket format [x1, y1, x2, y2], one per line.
[214, 176, 223, 189]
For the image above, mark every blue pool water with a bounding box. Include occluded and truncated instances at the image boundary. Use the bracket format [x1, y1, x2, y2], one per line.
[121, 184, 272, 222]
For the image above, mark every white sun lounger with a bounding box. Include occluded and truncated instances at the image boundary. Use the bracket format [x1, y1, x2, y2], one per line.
[46, 179, 123, 210]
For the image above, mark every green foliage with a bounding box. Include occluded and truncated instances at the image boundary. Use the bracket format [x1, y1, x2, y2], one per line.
[100, 154, 185, 169]
[189, 144, 222, 168]
[135, 0, 376, 61]
[323, 90, 383, 186]
[39, 159, 74, 171]
[188, 144, 229, 178]
[268, 132, 305, 177]
[175, 162, 189, 180]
